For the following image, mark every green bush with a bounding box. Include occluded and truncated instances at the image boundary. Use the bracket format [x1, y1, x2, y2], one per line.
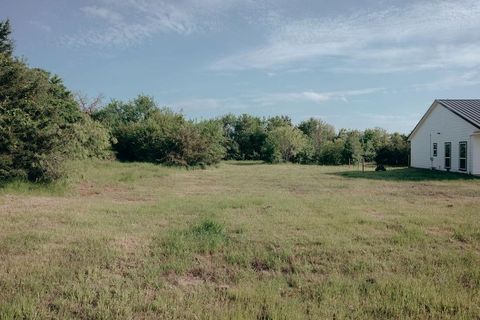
[112, 113, 183, 162]
[94, 96, 225, 167]
[69, 116, 113, 160]
[165, 120, 225, 167]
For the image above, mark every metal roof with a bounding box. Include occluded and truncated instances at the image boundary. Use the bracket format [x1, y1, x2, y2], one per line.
[437, 99, 480, 129]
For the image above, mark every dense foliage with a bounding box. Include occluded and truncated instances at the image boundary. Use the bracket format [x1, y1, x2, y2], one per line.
[374, 133, 410, 166]
[218, 114, 409, 165]
[263, 126, 312, 163]
[0, 21, 110, 182]
[93, 96, 225, 167]
[92, 102, 409, 167]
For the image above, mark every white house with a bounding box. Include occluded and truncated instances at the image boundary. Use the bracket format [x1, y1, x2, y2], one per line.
[408, 99, 480, 175]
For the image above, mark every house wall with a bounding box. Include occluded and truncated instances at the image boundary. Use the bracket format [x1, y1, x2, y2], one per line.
[410, 102, 478, 174]
[472, 135, 480, 175]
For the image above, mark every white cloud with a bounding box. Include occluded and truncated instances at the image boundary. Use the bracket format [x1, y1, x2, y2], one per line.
[81, 6, 123, 23]
[254, 87, 385, 106]
[414, 69, 480, 90]
[353, 113, 422, 133]
[212, 0, 480, 73]
[64, 0, 256, 47]
[171, 87, 383, 114]
[29, 20, 52, 33]
[171, 97, 250, 113]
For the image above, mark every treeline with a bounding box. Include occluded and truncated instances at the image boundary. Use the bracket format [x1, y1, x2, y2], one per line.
[88, 98, 408, 167]
[0, 19, 409, 182]
[218, 114, 409, 166]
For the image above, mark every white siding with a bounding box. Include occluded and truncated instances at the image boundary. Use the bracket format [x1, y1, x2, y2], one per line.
[410, 102, 478, 174]
[472, 135, 480, 175]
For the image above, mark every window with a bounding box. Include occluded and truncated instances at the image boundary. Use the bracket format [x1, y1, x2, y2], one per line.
[444, 142, 451, 169]
[433, 143, 438, 157]
[459, 141, 467, 171]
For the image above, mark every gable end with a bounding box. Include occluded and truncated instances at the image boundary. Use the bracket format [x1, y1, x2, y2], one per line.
[408, 100, 480, 141]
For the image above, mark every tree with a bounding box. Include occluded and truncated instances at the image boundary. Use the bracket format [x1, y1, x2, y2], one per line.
[298, 118, 336, 163]
[219, 114, 240, 160]
[266, 115, 292, 131]
[362, 128, 389, 162]
[0, 54, 110, 181]
[92, 95, 158, 128]
[375, 133, 409, 166]
[0, 19, 14, 56]
[318, 139, 345, 165]
[233, 114, 266, 160]
[0, 20, 111, 182]
[263, 126, 311, 163]
[75, 92, 105, 115]
[341, 130, 363, 164]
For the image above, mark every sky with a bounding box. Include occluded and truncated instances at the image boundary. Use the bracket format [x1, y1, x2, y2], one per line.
[2, 0, 480, 133]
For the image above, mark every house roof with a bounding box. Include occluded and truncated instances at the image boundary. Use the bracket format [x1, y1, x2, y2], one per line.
[408, 99, 480, 140]
[436, 99, 480, 129]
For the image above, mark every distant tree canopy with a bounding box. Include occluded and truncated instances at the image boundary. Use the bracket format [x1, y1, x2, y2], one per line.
[216, 114, 409, 166]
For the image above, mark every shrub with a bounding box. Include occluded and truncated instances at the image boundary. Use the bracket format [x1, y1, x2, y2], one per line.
[69, 116, 113, 160]
[164, 120, 226, 167]
[112, 113, 182, 162]
[94, 96, 225, 167]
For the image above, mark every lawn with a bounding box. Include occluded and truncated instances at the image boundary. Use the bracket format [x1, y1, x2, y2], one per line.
[1, 160, 479, 319]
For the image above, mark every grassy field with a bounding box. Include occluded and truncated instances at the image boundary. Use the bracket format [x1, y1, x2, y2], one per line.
[1, 160, 479, 319]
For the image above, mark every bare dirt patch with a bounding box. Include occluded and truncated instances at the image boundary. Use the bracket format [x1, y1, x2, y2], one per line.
[113, 236, 147, 277]
[167, 272, 204, 287]
[116, 235, 143, 255]
[0, 195, 68, 214]
[425, 227, 452, 238]
[78, 182, 154, 203]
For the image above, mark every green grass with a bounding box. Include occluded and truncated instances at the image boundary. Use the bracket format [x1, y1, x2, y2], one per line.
[1, 160, 479, 319]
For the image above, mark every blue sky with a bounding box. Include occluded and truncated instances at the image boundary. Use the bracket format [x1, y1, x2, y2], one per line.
[3, 0, 480, 133]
